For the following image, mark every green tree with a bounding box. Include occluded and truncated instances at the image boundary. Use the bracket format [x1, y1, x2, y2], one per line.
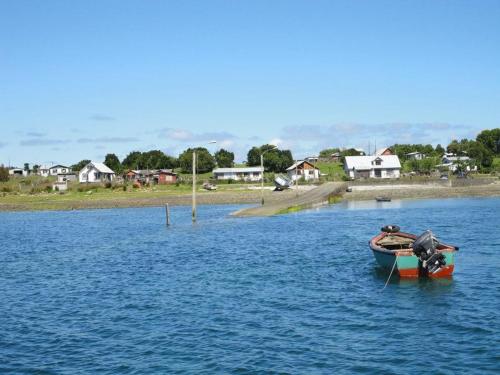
[32, 164, 40, 174]
[104, 153, 122, 173]
[23, 163, 30, 172]
[435, 144, 445, 156]
[467, 141, 493, 169]
[214, 148, 234, 168]
[179, 148, 216, 173]
[246, 145, 294, 173]
[476, 128, 500, 155]
[122, 151, 143, 170]
[0, 165, 9, 182]
[139, 150, 176, 170]
[71, 159, 91, 172]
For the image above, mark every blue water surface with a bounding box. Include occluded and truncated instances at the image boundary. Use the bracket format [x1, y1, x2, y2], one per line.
[1, 198, 499, 374]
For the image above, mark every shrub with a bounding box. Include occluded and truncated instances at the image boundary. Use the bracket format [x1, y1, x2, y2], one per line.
[104, 181, 112, 189]
[1, 186, 12, 193]
[0, 165, 8, 182]
[123, 185, 127, 192]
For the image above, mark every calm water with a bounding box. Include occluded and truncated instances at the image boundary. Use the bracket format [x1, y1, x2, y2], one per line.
[1, 198, 499, 374]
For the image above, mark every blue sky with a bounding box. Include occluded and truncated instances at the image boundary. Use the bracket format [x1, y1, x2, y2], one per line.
[1, 0, 499, 166]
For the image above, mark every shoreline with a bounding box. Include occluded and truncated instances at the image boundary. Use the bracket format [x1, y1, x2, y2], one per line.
[1, 182, 499, 212]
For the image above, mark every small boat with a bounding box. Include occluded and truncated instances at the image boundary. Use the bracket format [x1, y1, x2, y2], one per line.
[375, 196, 391, 202]
[202, 182, 217, 191]
[274, 174, 293, 191]
[369, 225, 458, 278]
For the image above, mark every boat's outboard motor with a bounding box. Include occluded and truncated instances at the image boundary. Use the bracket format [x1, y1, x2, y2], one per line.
[412, 230, 446, 274]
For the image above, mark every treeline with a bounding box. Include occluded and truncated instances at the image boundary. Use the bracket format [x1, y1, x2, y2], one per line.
[69, 144, 294, 174]
[393, 128, 500, 170]
[318, 128, 500, 172]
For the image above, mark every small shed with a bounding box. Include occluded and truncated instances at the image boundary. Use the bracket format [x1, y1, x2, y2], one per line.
[157, 169, 177, 184]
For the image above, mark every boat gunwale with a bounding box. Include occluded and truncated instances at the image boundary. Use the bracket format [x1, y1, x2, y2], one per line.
[369, 231, 456, 256]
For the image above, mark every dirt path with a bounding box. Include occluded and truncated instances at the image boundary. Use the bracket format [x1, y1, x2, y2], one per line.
[232, 182, 347, 217]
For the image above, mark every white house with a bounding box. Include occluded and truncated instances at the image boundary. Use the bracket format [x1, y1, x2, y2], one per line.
[8, 168, 28, 177]
[344, 155, 401, 179]
[438, 155, 475, 172]
[49, 165, 71, 175]
[406, 151, 425, 160]
[213, 167, 263, 181]
[38, 165, 51, 177]
[286, 160, 321, 181]
[78, 162, 116, 183]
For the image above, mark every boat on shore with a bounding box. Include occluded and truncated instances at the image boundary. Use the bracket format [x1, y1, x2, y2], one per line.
[375, 196, 391, 202]
[369, 225, 458, 278]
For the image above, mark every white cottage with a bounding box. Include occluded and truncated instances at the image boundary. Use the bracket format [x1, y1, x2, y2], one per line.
[78, 162, 116, 183]
[344, 155, 401, 179]
[287, 160, 321, 181]
[38, 165, 51, 177]
[212, 167, 263, 181]
[49, 165, 71, 175]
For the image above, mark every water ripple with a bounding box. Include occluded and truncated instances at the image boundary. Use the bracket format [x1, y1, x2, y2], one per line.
[0, 198, 499, 374]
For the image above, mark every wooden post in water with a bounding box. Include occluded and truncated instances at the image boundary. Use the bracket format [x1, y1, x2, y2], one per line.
[166, 203, 171, 226]
[192, 150, 196, 222]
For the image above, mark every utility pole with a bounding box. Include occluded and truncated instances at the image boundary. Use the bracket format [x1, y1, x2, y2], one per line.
[260, 145, 277, 205]
[192, 141, 217, 222]
[192, 149, 196, 222]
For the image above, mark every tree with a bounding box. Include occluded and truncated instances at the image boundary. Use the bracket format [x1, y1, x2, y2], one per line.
[435, 144, 445, 156]
[214, 149, 234, 168]
[141, 150, 177, 170]
[121, 150, 178, 170]
[122, 151, 143, 170]
[71, 159, 91, 172]
[24, 163, 30, 172]
[32, 164, 40, 174]
[0, 165, 9, 182]
[179, 148, 215, 173]
[476, 128, 500, 155]
[104, 153, 122, 173]
[246, 144, 294, 173]
[467, 141, 493, 168]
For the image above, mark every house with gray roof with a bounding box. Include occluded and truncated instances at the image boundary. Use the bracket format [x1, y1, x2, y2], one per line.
[78, 162, 116, 183]
[213, 167, 263, 181]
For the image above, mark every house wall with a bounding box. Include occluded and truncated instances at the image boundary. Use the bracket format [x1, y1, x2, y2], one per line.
[49, 167, 70, 175]
[287, 168, 320, 181]
[39, 169, 50, 177]
[214, 172, 262, 181]
[158, 174, 177, 184]
[347, 168, 400, 179]
[79, 166, 115, 183]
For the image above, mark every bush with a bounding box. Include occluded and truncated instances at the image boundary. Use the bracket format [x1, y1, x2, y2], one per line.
[1, 186, 12, 193]
[0, 165, 8, 182]
[104, 181, 112, 189]
[45, 186, 52, 193]
[123, 185, 127, 192]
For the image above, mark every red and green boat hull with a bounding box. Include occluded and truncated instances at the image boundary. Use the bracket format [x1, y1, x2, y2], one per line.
[370, 231, 457, 278]
[372, 249, 455, 278]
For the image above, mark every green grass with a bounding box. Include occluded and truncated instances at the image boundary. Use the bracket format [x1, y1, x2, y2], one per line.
[314, 161, 346, 181]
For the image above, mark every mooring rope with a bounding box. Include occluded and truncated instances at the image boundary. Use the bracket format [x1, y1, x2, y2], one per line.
[382, 255, 398, 291]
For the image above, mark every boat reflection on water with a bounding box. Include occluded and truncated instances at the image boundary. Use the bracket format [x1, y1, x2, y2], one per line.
[340, 199, 403, 210]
